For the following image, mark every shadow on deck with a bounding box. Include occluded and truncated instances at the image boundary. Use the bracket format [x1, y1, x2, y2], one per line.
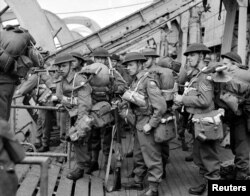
[16, 133, 233, 196]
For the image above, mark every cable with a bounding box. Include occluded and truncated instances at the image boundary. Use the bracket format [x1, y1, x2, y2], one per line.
[56, 1, 153, 15]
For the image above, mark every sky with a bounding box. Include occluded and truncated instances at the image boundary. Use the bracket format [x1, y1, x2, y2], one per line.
[1, 0, 153, 29]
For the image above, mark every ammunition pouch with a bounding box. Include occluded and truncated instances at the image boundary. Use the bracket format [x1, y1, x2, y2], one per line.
[90, 101, 114, 128]
[68, 114, 93, 142]
[122, 90, 146, 107]
[92, 86, 110, 101]
[154, 112, 176, 143]
[192, 109, 224, 142]
[220, 91, 243, 115]
[118, 107, 136, 126]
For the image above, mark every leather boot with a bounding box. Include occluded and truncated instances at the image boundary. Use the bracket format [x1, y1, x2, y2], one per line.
[37, 146, 49, 152]
[139, 188, 158, 196]
[66, 167, 84, 180]
[188, 183, 207, 195]
[185, 154, 193, 162]
[122, 180, 143, 190]
[85, 161, 99, 174]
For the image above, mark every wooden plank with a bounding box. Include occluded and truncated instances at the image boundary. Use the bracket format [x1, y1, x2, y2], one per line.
[56, 169, 73, 196]
[90, 176, 104, 196]
[37, 164, 61, 196]
[74, 176, 90, 196]
[16, 164, 30, 183]
[171, 149, 200, 196]
[17, 165, 40, 196]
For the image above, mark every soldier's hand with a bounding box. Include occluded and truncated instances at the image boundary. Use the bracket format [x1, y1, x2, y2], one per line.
[143, 123, 152, 134]
[174, 94, 183, 104]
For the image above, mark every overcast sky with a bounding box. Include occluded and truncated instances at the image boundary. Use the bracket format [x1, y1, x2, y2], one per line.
[1, 0, 153, 28]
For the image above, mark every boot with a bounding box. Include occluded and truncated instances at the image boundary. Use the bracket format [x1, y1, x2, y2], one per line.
[66, 167, 84, 180]
[122, 180, 143, 190]
[139, 188, 158, 196]
[185, 154, 193, 162]
[37, 146, 49, 152]
[85, 161, 99, 174]
[188, 183, 207, 195]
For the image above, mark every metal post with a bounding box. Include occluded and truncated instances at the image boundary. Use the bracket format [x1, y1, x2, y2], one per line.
[237, 0, 248, 65]
[20, 156, 49, 196]
[0, 5, 9, 16]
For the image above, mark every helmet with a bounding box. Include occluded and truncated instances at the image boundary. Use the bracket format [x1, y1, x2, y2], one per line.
[111, 54, 120, 61]
[91, 47, 110, 57]
[70, 51, 85, 61]
[158, 57, 173, 68]
[184, 43, 211, 56]
[122, 52, 147, 65]
[54, 53, 75, 66]
[204, 54, 211, 62]
[221, 52, 242, 64]
[81, 63, 110, 87]
[142, 49, 159, 57]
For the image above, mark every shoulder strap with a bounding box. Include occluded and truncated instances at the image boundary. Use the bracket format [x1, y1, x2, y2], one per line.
[70, 73, 78, 104]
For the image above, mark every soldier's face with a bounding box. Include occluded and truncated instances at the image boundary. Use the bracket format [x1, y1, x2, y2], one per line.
[187, 52, 199, 67]
[72, 58, 80, 69]
[144, 57, 153, 68]
[58, 62, 71, 78]
[223, 58, 233, 68]
[126, 61, 139, 76]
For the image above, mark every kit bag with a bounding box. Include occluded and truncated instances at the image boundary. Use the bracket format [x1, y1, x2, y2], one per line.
[154, 112, 176, 143]
[90, 101, 114, 128]
[192, 109, 224, 141]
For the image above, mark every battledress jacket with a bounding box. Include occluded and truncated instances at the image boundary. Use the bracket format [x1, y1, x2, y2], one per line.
[129, 70, 167, 131]
[56, 71, 92, 124]
[182, 70, 214, 114]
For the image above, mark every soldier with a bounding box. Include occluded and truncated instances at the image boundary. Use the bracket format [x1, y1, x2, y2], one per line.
[122, 52, 166, 196]
[217, 52, 250, 180]
[174, 43, 221, 195]
[143, 49, 175, 178]
[15, 69, 57, 152]
[54, 53, 92, 180]
[86, 47, 127, 174]
[111, 53, 133, 85]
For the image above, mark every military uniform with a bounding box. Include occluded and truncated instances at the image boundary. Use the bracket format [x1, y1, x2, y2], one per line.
[0, 74, 18, 121]
[129, 70, 166, 191]
[216, 67, 250, 180]
[0, 119, 25, 196]
[57, 70, 92, 169]
[88, 64, 127, 173]
[17, 73, 56, 150]
[182, 69, 221, 181]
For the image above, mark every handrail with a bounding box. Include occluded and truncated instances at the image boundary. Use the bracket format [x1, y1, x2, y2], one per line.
[19, 156, 49, 196]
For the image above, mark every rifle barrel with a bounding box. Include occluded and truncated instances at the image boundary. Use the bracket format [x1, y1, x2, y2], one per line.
[11, 105, 64, 111]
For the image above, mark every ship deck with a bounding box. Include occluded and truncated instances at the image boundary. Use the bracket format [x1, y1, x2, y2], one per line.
[16, 133, 234, 196]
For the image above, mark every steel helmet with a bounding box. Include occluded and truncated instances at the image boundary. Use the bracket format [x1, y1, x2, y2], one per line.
[142, 49, 160, 58]
[54, 53, 75, 66]
[184, 43, 211, 56]
[111, 54, 120, 61]
[158, 57, 173, 68]
[71, 51, 85, 61]
[81, 63, 110, 87]
[91, 47, 110, 57]
[122, 52, 147, 65]
[221, 52, 242, 64]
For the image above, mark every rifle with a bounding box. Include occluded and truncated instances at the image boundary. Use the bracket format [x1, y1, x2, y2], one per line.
[104, 57, 122, 192]
[105, 100, 122, 192]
